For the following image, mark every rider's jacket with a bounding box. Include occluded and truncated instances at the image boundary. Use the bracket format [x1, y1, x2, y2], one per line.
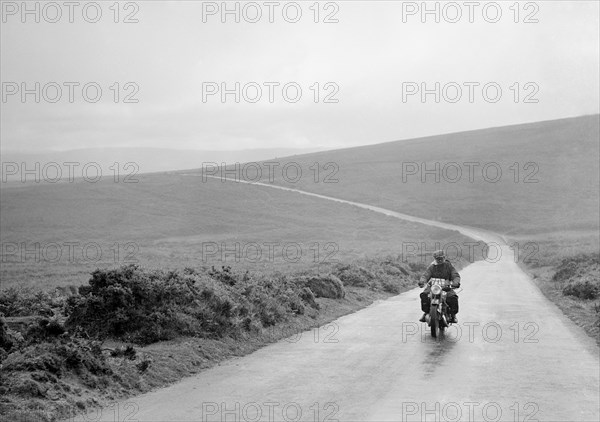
[419, 260, 461, 286]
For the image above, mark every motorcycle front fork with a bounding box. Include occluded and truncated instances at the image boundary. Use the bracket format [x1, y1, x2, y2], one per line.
[427, 303, 449, 326]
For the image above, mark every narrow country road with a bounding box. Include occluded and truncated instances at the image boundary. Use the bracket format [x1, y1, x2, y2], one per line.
[77, 179, 600, 422]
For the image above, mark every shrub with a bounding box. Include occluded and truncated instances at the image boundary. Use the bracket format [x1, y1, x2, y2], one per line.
[334, 264, 373, 287]
[551, 253, 600, 300]
[552, 254, 599, 282]
[0, 287, 60, 317]
[64, 265, 208, 343]
[208, 266, 237, 286]
[563, 280, 600, 300]
[2, 337, 111, 378]
[380, 259, 410, 276]
[382, 280, 401, 294]
[332, 258, 415, 293]
[110, 345, 136, 360]
[136, 357, 152, 373]
[301, 275, 345, 299]
[24, 318, 66, 344]
[63, 265, 320, 344]
[552, 261, 579, 282]
[299, 287, 319, 309]
[1, 314, 13, 352]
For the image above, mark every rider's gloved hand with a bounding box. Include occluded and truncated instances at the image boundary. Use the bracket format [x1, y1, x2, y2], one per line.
[418, 282, 425, 288]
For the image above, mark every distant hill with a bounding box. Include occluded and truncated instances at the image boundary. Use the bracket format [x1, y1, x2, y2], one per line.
[0, 147, 326, 184]
[194, 115, 599, 237]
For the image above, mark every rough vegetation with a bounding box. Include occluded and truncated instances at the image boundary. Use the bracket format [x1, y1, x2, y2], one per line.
[525, 252, 600, 345]
[553, 254, 600, 337]
[0, 256, 417, 421]
[301, 274, 345, 299]
[552, 254, 600, 300]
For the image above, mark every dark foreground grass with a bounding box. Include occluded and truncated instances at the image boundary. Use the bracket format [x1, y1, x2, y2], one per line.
[0, 256, 423, 422]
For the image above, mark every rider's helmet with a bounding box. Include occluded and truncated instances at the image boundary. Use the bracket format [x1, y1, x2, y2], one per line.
[433, 250, 445, 263]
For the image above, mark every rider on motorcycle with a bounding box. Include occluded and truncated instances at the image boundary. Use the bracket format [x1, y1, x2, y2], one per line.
[418, 250, 461, 323]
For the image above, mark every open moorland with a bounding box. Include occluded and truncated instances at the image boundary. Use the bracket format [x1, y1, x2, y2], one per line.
[1, 116, 598, 420]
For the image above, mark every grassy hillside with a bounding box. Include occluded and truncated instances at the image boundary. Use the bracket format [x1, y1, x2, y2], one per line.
[0, 174, 474, 290]
[202, 115, 598, 239]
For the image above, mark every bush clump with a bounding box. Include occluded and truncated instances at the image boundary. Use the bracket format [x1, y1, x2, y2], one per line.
[300, 275, 345, 299]
[552, 254, 599, 282]
[0, 287, 64, 317]
[110, 345, 137, 360]
[65, 265, 231, 343]
[63, 265, 324, 344]
[299, 287, 319, 309]
[331, 257, 414, 293]
[2, 337, 111, 379]
[552, 253, 600, 300]
[563, 280, 600, 300]
[334, 264, 375, 287]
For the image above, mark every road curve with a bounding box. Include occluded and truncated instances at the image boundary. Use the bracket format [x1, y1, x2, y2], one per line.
[76, 178, 600, 422]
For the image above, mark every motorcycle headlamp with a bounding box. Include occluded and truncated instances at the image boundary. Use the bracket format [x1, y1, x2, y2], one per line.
[431, 284, 442, 295]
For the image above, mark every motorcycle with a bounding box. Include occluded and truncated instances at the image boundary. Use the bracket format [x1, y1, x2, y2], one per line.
[425, 278, 452, 338]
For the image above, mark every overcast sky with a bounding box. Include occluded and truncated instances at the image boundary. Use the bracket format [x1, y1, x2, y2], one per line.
[1, 0, 598, 152]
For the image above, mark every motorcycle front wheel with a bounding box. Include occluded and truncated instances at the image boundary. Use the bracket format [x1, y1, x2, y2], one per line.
[430, 307, 439, 338]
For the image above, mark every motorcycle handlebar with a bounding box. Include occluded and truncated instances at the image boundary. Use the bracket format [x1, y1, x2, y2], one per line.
[421, 279, 460, 288]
